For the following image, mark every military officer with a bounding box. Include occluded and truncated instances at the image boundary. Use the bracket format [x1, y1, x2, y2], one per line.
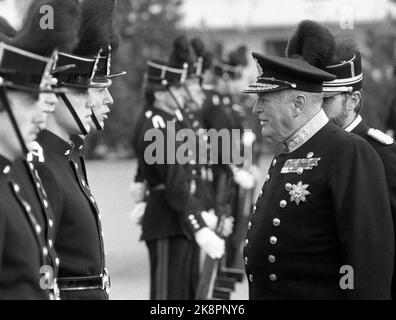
[70, 0, 126, 185]
[32, 0, 120, 299]
[0, 0, 80, 299]
[286, 20, 396, 298]
[242, 51, 394, 299]
[133, 59, 225, 299]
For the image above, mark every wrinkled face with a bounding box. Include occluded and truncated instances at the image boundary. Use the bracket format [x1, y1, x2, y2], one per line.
[54, 87, 92, 135]
[184, 79, 206, 109]
[88, 87, 114, 130]
[322, 93, 349, 128]
[252, 90, 295, 142]
[0, 91, 45, 157]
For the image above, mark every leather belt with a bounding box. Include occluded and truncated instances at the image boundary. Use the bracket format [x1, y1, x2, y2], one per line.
[57, 269, 111, 293]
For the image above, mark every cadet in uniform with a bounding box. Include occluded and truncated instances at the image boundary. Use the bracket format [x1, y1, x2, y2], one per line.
[133, 59, 225, 299]
[0, 0, 80, 299]
[287, 20, 396, 298]
[33, 1, 118, 299]
[242, 51, 394, 299]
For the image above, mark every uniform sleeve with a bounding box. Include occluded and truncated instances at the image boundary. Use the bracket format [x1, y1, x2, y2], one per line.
[142, 124, 207, 237]
[329, 137, 394, 299]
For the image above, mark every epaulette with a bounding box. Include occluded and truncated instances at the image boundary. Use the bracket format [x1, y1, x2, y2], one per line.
[212, 94, 220, 106]
[367, 128, 394, 145]
[27, 141, 45, 163]
[151, 114, 166, 129]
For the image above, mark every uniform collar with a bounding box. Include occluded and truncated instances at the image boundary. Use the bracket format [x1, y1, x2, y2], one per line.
[345, 115, 362, 132]
[284, 108, 329, 153]
[0, 155, 12, 176]
[37, 129, 73, 159]
[70, 134, 85, 155]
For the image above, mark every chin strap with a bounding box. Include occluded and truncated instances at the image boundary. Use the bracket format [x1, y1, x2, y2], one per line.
[91, 110, 103, 131]
[166, 87, 184, 110]
[60, 93, 89, 136]
[0, 88, 29, 155]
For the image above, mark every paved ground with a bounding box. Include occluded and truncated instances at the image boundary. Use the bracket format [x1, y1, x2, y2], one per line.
[86, 156, 272, 300]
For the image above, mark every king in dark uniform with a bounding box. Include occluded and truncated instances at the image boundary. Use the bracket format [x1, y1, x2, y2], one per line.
[242, 49, 394, 299]
[286, 20, 396, 299]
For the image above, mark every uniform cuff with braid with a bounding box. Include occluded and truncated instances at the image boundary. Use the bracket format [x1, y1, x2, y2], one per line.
[185, 212, 207, 235]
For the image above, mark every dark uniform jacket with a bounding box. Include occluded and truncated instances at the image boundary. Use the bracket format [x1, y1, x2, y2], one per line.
[0, 156, 56, 300]
[348, 116, 396, 298]
[134, 106, 207, 242]
[244, 110, 394, 300]
[35, 129, 107, 300]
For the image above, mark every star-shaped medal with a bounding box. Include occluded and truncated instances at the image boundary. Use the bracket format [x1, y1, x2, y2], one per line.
[289, 181, 310, 205]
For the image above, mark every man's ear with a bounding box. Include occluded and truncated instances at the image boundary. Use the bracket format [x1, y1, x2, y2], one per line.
[348, 91, 362, 111]
[293, 94, 306, 117]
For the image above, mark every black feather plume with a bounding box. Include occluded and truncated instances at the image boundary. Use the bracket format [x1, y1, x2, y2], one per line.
[74, 0, 117, 56]
[12, 0, 82, 55]
[332, 37, 358, 63]
[168, 35, 193, 68]
[228, 45, 248, 67]
[286, 20, 335, 69]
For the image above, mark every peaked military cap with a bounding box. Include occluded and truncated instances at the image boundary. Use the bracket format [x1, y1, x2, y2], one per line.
[146, 60, 188, 88]
[91, 44, 127, 87]
[242, 52, 336, 94]
[0, 43, 60, 94]
[52, 52, 99, 89]
[323, 51, 362, 94]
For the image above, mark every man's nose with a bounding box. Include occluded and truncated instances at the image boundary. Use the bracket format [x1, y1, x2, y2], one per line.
[104, 89, 114, 106]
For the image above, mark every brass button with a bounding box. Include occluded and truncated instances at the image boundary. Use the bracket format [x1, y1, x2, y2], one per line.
[268, 255, 276, 263]
[279, 200, 287, 208]
[273, 218, 281, 227]
[245, 239, 249, 247]
[307, 152, 314, 159]
[297, 167, 303, 175]
[272, 159, 277, 167]
[269, 274, 277, 281]
[252, 205, 257, 214]
[249, 274, 254, 282]
[248, 221, 252, 230]
[244, 257, 248, 265]
[265, 174, 270, 182]
[285, 183, 292, 191]
[259, 190, 263, 197]
[270, 236, 277, 245]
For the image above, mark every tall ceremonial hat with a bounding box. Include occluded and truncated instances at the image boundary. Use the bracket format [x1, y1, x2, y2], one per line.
[146, 59, 188, 88]
[0, 0, 81, 96]
[286, 20, 362, 95]
[73, 0, 126, 88]
[190, 37, 213, 79]
[52, 0, 123, 89]
[168, 35, 195, 78]
[213, 45, 248, 80]
[0, 0, 81, 154]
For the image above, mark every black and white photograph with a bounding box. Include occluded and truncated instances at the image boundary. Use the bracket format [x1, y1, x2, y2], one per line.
[0, 0, 396, 307]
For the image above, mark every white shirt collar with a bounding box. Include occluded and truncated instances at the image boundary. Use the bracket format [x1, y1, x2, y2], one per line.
[345, 115, 362, 132]
[284, 109, 329, 153]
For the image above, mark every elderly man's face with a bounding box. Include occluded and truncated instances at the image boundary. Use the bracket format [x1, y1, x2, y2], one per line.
[252, 90, 295, 142]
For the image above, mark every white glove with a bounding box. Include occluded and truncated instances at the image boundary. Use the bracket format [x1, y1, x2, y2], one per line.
[221, 217, 234, 238]
[201, 210, 218, 231]
[233, 169, 256, 190]
[194, 227, 225, 259]
[129, 202, 147, 225]
[129, 182, 146, 203]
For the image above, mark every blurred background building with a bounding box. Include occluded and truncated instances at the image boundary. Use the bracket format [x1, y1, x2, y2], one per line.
[2, 0, 396, 157]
